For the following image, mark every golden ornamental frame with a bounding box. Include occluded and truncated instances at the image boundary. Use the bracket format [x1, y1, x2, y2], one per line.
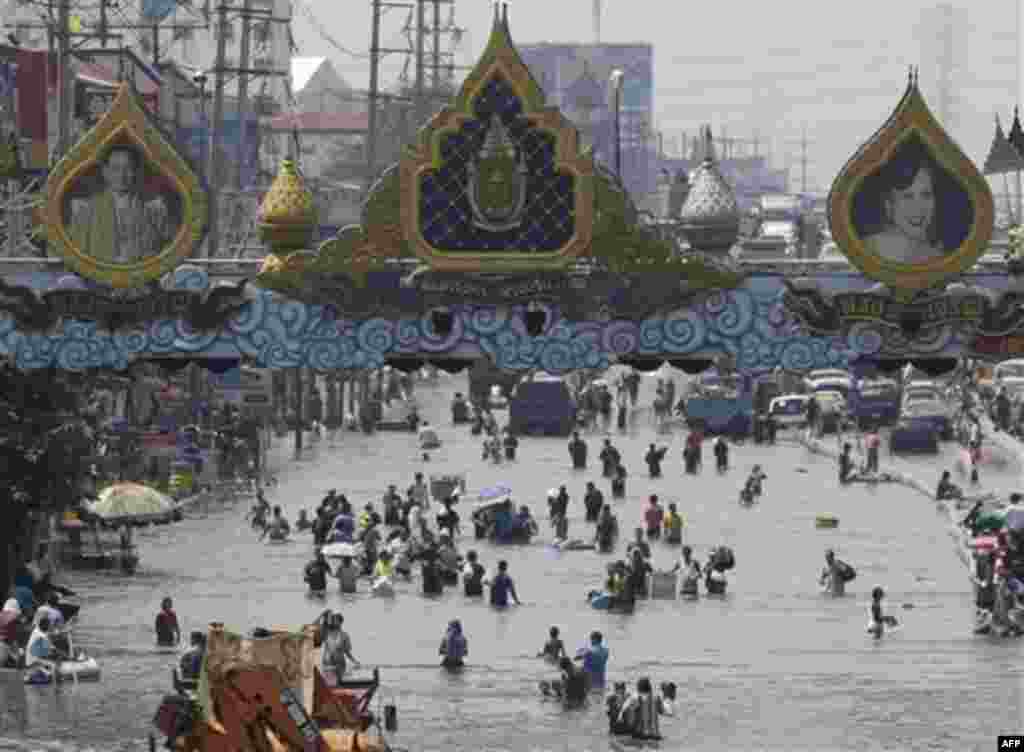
[399, 13, 595, 272]
[828, 79, 994, 301]
[44, 84, 209, 289]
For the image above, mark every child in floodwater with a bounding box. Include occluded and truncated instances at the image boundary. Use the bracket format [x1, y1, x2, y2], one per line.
[439, 619, 467, 670]
[868, 586, 898, 638]
[538, 626, 565, 663]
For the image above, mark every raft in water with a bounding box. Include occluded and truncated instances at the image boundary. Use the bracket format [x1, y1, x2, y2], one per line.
[815, 515, 839, 529]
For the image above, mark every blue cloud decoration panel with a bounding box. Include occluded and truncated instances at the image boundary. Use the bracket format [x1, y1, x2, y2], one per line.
[0, 267, 985, 372]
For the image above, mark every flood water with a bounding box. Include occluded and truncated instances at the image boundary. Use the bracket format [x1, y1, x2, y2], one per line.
[2, 371, 1023, 752]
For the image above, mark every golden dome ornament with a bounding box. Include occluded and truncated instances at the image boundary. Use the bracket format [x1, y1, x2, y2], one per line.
[258, 158, 317, 253]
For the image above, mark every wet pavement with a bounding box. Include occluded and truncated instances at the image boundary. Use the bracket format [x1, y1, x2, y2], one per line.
[1, 370, 1023, 752]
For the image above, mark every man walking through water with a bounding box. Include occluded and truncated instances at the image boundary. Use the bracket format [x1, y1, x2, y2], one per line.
[568, 431, 588, 470]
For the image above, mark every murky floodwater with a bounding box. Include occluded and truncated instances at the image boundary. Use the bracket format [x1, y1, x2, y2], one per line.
[2, 372, 1023, 752]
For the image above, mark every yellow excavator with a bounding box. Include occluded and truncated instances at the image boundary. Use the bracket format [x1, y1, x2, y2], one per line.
[152, 619, 396, 752]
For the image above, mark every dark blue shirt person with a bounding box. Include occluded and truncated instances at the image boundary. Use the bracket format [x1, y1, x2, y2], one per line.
[489, 560, 519, 608]
[329, 513, 355, 543]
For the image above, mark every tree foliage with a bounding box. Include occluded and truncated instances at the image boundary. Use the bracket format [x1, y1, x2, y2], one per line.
[0, 365, 97, 593]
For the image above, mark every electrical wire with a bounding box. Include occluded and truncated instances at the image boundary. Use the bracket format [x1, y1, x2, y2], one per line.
[291, 0, 369, 60]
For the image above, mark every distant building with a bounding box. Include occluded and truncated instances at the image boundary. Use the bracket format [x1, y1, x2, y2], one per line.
[290, 57, 362, 115]
[648, 155, 789, 218]
[260, 111, 367, 181]
[517, 42, 657, 199]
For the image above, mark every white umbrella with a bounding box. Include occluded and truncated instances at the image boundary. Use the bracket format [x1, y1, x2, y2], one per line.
[321, 542, 362, 558]
[478, 484, 513, 501]
[89, 483, 176, 524]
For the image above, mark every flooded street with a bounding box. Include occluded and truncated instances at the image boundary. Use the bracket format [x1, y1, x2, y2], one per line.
[2, 371, 1023, 751]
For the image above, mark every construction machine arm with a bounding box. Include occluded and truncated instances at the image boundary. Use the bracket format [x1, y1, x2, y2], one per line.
[211, 666, 326, 752]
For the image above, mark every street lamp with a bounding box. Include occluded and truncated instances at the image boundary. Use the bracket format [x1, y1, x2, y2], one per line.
[192, 70, 208, 170]
[609, 69, 624, 178]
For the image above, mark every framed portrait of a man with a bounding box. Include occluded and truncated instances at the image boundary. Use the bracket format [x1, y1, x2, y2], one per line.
[44, 83, 208, 288]
[64, 143, 181, 265]
[828, 77, 993, 298]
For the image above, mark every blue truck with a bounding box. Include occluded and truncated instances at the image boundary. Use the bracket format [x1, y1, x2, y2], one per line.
[847, 379, 901, 428]
[680, 370, 753, 437]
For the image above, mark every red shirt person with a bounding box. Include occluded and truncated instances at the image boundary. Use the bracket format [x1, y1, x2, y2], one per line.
[155, 597, 181, 647]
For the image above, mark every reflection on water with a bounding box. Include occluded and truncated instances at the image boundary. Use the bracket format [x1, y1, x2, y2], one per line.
[1, 373, 1022, 751]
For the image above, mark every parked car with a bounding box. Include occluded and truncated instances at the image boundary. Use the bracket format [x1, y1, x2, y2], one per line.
[812, 390, 848, 435]
[900, 398, 953, 440]
[890, 416, 940, 454]
[804, 369, 854, 397]
[768, 394, 810, 428]
[848, 378, 901, 427]
[901, 382, 944, 410]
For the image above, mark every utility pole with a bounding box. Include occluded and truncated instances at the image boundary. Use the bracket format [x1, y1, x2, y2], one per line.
[207, 1, 230, 258]
[432, 0, 441, 93]
[799, 124, 809, 194]
[56, 0, 71, 161]
[784, 125, 813, 194]
[366, 0, 383, 192]
[99, 0, 109, 48]
[415, 0, 426, 126]
[235, 0, 254, 190]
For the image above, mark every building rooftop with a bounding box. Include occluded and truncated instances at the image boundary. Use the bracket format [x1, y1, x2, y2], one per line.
[261, 111, 368, 132]
[291, 57, 336, 95]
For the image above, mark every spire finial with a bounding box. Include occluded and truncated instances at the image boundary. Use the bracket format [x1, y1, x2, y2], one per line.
[502, 2, 509, 26]
[493, 2, 500, 24]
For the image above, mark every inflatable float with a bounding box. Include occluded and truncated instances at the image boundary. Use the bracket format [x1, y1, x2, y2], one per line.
[865, 618, 901, 637]
[552, 538, 595, 551]
[24, 654, 101, 685]
[815, 515, 839, 529]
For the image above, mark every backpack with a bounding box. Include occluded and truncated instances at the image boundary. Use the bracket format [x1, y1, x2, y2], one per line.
[836, 560, 856, 582]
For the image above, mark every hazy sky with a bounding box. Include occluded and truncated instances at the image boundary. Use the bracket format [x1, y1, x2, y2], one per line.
[292, 0, 1018, 193]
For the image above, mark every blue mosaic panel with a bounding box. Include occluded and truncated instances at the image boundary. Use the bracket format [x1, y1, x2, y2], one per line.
[419, 74, 576, 252]
[0, 267, 1002, 372]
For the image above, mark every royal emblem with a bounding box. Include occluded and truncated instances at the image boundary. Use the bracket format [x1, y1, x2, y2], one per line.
[467, 114, 527, 232]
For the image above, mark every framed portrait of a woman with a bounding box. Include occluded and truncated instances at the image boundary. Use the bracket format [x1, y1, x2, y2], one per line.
[828, 79, 993, 298]
[853, 136, 970, 265]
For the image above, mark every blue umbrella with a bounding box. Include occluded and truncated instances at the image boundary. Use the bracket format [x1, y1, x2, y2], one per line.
[479, 484, 512, 501]
[1006, 506, 1024, 531]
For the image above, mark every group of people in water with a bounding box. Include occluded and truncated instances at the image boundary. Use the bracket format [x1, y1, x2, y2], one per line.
[1, 549, 79, 670]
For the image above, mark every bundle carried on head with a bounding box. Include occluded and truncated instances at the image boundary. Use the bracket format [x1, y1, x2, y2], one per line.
[710, 546, 735, 572]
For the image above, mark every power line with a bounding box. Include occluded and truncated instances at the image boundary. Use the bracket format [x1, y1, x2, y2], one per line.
[292, 0, 370, 60]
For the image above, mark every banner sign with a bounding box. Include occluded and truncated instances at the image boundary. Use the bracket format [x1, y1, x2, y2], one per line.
[279, 269, 712, 321]
[0, 277, 250, 332]
[783, 282, 1024, 338]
